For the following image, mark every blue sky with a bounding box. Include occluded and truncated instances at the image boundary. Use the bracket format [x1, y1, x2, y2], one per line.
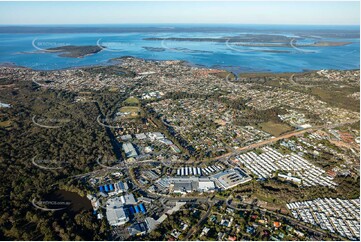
[0, 1, 359, 25]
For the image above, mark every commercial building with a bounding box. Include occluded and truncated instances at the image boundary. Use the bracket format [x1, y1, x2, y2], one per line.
[100, 181, 129, 195]
[135, 133, 147, 140]
[173, 181, 193, 194]
[121, 134, 132, 141]
[106, 193, 137, 207]
[198, 180, 217, 192]
[156, 168, 251, 193]
[106, 199, 129, 226]
[157, 177, 216, 194]
[128, 222, 148, 236]
[116, 181, 129, 193]
[211, 168, 252, 190]
[122, 142, 138, 158]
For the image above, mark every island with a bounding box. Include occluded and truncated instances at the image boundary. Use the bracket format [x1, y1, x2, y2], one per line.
[46, 45, 103, 58]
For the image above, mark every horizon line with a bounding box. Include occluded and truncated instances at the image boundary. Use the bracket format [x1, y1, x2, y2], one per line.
[0, 23, 360, 27]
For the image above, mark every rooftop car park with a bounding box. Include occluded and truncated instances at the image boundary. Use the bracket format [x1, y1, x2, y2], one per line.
[210, 168, 252, 190]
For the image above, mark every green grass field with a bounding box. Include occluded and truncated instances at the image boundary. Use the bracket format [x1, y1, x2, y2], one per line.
[124, 97, 140, 105]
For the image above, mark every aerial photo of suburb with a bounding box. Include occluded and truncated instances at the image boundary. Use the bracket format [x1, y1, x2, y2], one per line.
[0, 1, 360, 241]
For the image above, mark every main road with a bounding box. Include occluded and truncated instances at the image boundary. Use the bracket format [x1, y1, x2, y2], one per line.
[208, 119, 358, 162]
[69, 119, 357, 180]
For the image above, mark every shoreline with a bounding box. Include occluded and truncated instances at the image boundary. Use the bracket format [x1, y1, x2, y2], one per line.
[0, 56, 360, 75]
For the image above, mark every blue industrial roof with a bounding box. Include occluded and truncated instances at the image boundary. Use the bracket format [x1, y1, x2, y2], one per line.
[109, 184, 114, 191]
[139, 203, 146, 214]
[129, 206, 135, 215]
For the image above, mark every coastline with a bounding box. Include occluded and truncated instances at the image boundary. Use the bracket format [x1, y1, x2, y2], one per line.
[0, 56, 359, 75]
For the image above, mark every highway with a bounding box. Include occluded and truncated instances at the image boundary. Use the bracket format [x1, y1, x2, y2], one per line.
[70, 117, 358, 181]
[208, 119, 358, 162]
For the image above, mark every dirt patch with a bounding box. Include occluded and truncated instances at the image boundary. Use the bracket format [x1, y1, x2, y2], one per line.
[258, 121, 293, 136]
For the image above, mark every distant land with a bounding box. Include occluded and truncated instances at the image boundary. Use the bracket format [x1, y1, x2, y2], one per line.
[234, 41, 352, 47]
[0, 25, 359, 38]
[145, 36, 352, 47]
[145, 34, 294, 43]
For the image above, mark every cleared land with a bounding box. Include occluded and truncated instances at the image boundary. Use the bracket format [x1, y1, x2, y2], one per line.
[119, 106, 140, 118]
[258, 121, 293, 136]
[0, 120, 11, 128]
